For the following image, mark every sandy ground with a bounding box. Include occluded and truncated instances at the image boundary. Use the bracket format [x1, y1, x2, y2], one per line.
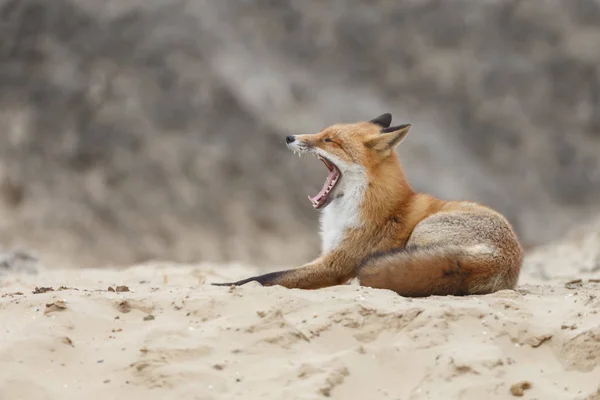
[1, 222, 600, 400]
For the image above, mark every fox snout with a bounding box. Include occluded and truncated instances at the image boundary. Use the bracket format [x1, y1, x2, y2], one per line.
[286, 135, 312, 154]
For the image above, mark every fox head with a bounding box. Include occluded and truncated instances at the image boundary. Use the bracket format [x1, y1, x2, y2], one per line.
[286, 113, 411, 209]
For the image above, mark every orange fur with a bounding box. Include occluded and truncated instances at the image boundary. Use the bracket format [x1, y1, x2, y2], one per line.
[213, 113, 524, 297]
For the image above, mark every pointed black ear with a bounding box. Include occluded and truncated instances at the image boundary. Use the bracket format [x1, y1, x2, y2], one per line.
[369, 113, 392, 128]
[365, 124, 412, 151]
[381, 123, 411, 134]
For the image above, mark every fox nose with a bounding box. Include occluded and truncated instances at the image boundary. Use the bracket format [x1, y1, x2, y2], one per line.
[286, 135, 295, 144]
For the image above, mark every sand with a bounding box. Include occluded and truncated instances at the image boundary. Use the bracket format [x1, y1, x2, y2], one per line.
[1, 222, 600, 400]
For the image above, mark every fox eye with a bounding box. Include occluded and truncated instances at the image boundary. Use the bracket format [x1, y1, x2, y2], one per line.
[323, 138, 332, 143]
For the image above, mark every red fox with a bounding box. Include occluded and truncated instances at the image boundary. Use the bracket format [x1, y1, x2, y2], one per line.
[213, 113, 523, 297]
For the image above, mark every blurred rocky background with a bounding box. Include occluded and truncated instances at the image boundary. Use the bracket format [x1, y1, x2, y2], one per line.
[0, 0, 599, 269]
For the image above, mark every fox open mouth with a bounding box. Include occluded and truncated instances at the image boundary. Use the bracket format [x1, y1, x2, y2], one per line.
[308, 155, 341, 209]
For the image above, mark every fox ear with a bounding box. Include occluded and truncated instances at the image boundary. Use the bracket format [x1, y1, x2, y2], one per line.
[369, 113, 392, 128]
[366, 124, 412, 151]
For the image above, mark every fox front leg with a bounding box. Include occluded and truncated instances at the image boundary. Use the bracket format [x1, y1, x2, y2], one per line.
[212, 255, 355, 290]
[212, 269, 294, 288]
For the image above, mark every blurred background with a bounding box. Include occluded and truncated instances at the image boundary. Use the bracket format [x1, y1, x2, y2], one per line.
[0, 0, 599, 270]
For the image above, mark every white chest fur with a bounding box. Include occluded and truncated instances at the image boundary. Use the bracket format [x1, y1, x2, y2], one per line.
[319, 167, 367, 253]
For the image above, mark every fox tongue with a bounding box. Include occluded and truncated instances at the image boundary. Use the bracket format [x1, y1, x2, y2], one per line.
[308, 168, 339, 208]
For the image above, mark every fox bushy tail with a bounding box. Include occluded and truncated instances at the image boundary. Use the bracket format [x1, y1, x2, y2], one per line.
[356, 244, 511, 297]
